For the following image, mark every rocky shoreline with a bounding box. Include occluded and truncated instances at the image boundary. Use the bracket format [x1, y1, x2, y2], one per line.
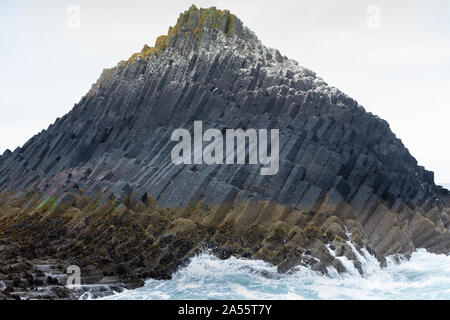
[0, 190, 365, 300]
[0, 254, 137, 300]
[1, 187, 448, 300]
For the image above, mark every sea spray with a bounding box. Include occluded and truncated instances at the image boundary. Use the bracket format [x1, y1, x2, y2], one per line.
[100, 249, 450, 300]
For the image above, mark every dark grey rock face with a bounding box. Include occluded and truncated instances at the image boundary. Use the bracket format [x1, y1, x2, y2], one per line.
[0, 6, 449, 261]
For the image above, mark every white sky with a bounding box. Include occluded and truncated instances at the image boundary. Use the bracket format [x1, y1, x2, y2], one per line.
[0, 0, 449, 183]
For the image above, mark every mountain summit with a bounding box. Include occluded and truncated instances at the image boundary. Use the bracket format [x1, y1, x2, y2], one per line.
[0, 6, 449, 297]
[119, 5, 255, 63]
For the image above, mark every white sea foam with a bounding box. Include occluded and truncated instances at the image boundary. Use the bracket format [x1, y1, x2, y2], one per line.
[440, 183, 450, 190]
[101, 248, 450, 300]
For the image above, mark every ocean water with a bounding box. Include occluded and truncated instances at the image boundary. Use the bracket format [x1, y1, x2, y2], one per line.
[101, 247, 450, 300]
[440, 183, 450, 190]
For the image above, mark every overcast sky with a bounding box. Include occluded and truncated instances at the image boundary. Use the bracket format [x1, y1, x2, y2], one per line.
[0, 0, 449, 183]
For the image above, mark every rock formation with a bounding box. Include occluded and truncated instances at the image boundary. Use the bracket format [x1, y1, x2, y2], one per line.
[0, 5, 449, 298]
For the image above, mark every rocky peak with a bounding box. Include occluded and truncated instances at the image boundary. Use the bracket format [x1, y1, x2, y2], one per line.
[117, 5, 257, 67]
[90, 6, 348, 111]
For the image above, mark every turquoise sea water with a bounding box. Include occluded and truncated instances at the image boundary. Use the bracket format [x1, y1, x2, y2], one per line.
[100, 247, 450, 300]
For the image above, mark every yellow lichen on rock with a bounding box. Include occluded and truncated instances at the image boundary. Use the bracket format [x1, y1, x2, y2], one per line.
[116, 6, 238, 68]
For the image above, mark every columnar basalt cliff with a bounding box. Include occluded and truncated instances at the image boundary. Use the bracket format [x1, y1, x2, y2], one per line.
[0, 5, 449, 299]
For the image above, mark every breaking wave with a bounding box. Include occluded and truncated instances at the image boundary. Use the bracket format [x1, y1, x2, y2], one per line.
[102, 247, 450, 300]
